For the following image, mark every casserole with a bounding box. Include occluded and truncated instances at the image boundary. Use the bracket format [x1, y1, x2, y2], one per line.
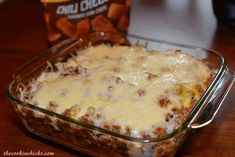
[7, 33, 235, 157]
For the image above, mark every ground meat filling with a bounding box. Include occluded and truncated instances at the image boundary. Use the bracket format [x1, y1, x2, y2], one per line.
[19, 44, 214, 138]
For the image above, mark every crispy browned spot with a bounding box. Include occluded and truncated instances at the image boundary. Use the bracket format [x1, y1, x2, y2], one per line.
[138, 89, 146, 96]
[146, 72, 158, 80]
[159, 96, 170, 107]
[154, 127, 167, 136]
[112, 125, 121, 133]
[109, 76, 123, 83]
[165, 113, 174, 122]
[113, 67, 121, 72]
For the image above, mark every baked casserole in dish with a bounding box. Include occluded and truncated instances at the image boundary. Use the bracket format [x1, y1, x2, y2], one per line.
[7, 33, 235, 157]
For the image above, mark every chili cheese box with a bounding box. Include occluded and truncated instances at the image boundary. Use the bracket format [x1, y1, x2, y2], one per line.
[41, 0, 131, 45]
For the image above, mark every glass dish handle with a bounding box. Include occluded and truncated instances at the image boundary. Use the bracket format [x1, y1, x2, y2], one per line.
[189, 67, 235, 129]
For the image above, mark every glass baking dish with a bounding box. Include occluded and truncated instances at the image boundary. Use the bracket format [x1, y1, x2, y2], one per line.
[7, 33, 235, 157]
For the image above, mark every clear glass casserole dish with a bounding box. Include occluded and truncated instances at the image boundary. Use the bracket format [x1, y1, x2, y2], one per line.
[7, 33, 235, 157]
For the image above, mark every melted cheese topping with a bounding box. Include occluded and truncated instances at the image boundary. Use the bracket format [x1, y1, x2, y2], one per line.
[27, 45, 212, 137]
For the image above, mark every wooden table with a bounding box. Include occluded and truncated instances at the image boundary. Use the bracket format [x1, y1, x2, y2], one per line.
[1, 0, 235, 156]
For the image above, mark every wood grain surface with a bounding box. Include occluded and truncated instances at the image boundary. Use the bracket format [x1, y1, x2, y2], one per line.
[0, 0, 235, 157]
